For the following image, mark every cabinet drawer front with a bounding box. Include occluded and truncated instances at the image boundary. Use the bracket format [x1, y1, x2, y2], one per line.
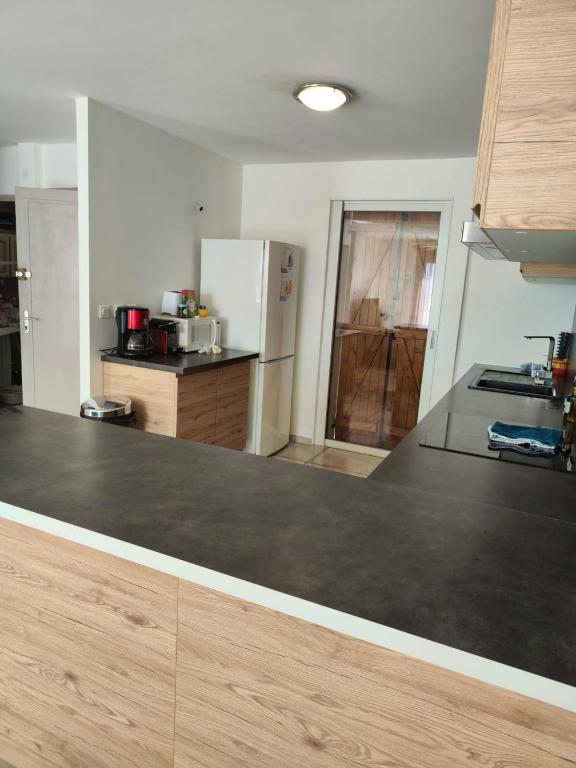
[216, 388, 249, 420]
[217, 361, 250, 395]
[215, 363, 250, 450]
[484, 141, 576, 229]
[215, 416, 247, 450]
[178, 422, 216, 444]
[177, 370, 218, 406]
[496, 1, 576, 142]
[176, 372, 217, 443]
[177, 402, 217, 439]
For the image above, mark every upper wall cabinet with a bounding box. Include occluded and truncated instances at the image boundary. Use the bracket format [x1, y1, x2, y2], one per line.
[472, 0, 576, 263]
[495, 0, 576, 145]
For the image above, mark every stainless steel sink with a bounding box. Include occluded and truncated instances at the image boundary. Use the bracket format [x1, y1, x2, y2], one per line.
[469, 369, 558, 399]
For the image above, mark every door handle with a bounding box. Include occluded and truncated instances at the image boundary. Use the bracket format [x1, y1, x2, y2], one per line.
[429, 329, 437, 350]
[15, 267, 32, 280]
[208, 319, 218, 349]
[22, 310, 39, 334]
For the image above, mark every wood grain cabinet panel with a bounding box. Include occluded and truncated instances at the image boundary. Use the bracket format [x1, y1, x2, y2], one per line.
[473, 0, 576, 232]
[174, 582, 576, 768]
[2, 520, 576, 768]
[484, 141, 576, 230]
[0, 518, 178, 768]
[496, 0, 576, 142]
[103, 360, 250, 450]
[176, 370, 217, 443]
[472, 0, 512, 216]
[216, 360, 250, 394]
[103, 363, 178, 436]
[520, 261, 576, 280]
[215, 361, 250, 450]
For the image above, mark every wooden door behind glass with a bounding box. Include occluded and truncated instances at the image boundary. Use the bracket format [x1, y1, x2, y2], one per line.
[326, 210, 440, 450]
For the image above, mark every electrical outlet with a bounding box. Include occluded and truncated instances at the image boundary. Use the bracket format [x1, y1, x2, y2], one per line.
[98, 304, 112, 319]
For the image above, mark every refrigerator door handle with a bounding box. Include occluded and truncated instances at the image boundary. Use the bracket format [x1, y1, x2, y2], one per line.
[209, 319, 218, 348]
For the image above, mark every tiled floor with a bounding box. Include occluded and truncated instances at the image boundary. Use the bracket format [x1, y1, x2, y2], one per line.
[273, 442, 388, 478]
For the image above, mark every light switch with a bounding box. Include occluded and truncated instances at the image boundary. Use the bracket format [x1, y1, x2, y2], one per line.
[98, 304, 112, 319]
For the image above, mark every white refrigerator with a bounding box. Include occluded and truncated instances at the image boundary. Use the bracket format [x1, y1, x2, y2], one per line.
[201, 239, 300, 456]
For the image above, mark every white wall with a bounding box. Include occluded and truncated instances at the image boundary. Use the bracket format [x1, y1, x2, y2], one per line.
[40, 144, 77, 188]
[76, 98, 243, 398]
[242, 158, 576, 442]
[0, 146, 19, 194]
[241, 158, 476, 441]
[0, 142, 77, 194]
[455, 256, 576, 376]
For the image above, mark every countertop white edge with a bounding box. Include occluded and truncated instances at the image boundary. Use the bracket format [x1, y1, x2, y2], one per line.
[1, 500, 575, 714]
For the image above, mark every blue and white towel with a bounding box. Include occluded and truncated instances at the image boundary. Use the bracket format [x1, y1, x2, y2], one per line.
[488, 421, 563, 456]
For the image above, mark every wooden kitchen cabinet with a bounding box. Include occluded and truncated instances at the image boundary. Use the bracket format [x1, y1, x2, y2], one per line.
[0, 518, 178, 768]
[520, 261, 576, 281]
[4, 517, 575, 768]
[176, 369, 218, 443]
[103, 359, 251, 450]
[473, 0, 576, 231]
[494, 0, 576, 144]
[215, 362, 251, 449]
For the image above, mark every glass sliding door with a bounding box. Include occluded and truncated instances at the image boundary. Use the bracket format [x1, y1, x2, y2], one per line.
[325, 209, 441, 451]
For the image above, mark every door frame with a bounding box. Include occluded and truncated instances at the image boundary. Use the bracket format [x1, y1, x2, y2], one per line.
[313, 199, 453, 452]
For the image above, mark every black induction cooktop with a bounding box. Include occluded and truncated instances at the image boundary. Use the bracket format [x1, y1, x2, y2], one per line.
[420, 411, 574, 473]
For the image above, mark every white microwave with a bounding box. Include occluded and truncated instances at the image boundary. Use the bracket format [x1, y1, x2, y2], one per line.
[152, 316, 221, 352]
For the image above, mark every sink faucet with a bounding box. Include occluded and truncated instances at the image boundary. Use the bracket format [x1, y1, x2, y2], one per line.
[524, 335, 555, 373]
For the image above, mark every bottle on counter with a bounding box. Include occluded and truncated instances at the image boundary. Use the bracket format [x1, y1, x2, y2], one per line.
[177, 292, 187, 318]
[182, 289, 199, 318]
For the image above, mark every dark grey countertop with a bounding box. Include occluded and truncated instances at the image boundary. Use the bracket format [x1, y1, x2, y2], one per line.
[0, 364, 575, 687]
[101, 348, 258, 374]
[371, 364, 576, 523]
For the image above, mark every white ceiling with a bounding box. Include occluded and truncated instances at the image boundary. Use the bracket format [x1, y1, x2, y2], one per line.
[0, 0, 495, 163]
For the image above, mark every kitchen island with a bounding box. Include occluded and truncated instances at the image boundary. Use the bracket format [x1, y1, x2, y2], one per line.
[101, 348, 258, 448]
[0, 364, 575, 767]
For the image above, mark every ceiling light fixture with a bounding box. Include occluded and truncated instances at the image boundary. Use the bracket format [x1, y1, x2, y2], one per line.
[293, 83, 352, 112]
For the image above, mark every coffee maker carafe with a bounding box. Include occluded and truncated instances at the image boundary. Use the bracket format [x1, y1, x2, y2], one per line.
[116, 306, 153, 357]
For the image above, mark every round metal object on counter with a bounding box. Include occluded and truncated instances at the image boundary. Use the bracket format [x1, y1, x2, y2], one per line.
[80, 396, 135, 425]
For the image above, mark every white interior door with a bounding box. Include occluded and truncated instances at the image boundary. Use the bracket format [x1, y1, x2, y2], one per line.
[260, 242, 299, 361]
[17, 188, 79, 416]
[255, 356, 294, 456]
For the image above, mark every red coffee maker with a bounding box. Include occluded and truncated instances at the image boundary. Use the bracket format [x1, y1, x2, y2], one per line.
[116, 306, 154, 357]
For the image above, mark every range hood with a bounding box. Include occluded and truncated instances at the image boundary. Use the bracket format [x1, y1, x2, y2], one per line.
[462, 219, 576, 263]
[461, 220, 505, 260]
